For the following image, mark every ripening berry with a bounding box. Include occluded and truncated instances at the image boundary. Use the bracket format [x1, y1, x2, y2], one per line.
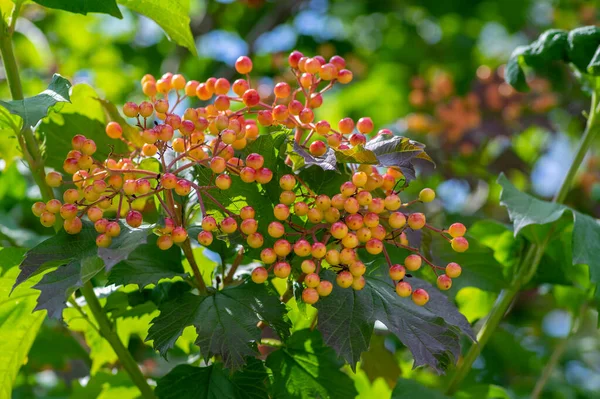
[257, 110, 273, 126]
[311, 242, 326, 259]
[252, 267, 268, 284]
[171, 74, 186, 90]
[330, 55, 346, 70]
[279, 191, 296, 205]
[268, 221, 285, 238]
[302, 288, 319, 304]
[172, 138, 185, 153]
[296, 260, 315, 276]
[279, 174, 296, 190]
[240, 167, 256, 183]
[105, 122, 122, 139]
[351, 172, 368, 188]
[293, 239, 312, 257]
[405, 254, 422, 271]
[325, 249, 340, 265]
[162, 218, 175, 234]
[324, 207, 341, 223]
[337, 248, 354, 264]
[239, 206, 255, 220]
[242, 89, 260, 107]
[345, 214, 364, 231]
[368, 198, 385, 214]
[395, 281, 412, 297]
[209, 157, 226, 174]
[330, 221, 348, 239]
[317, 280, 333, 297]
[389, 212, 407, 229]
[384, 194, 401, 211]
[341, 232, 359, 249]
[365, 239, 383, 254]
[382, 174, 396, 191]
[356, 191, 372, 206]
[215, 174, 232, 190]
[448, 223, 466, 238]
[273, 239, 292, 257]
[352, 276, 366, 291]
[272, 104, 289, 121]
[45, 171, 62, 187]
[288, 50, 303, 68]
[255, 168, 273, 184]
[94, 218, 109, 233]
[221, 217, 238, 234]
[126, 210, 143, 228]
[451, 237, 469, 252]
[240, 218, 258, 235]
[340, 182, 356, 197]
[336, 271, 353, 288]
[40, 211, 56, 227]
[437, 274, 452, 291]
[247, 232, 264, 248]
[349, 261, 366, 277]
[136, 179, 151, 195]
[46, 199, 62, 214]
[157, 235, 174, 250]
[327, 133, 342, 148]
[309, 141, 327, 157]
[244, 153, 264, 170]
[96, 233, 112, 248]
[408, 213, 426, 230]
[293, 202, 309, 216]
[87, 206, 103, 222]
[106, 222, 121, 237]
[80, 139, 96, 156]
[329, 194, 344, 210]
[306, 208, 323, 224]
[274, 261, 291, 279]
[445, 262, 462, 278]
[258, 248, 275, 265]
[273, 204, 290, 220]
[92, 180, 107, 194]
[185, 80, 199, 97]
[350, 133, 366, 147]
[71, 134, 86, 150]
[139, 101, 154, 117]
[83, 186, 100, 202]
[357, 117, 374, 134]
[160, 173, 177, 190]
[123, 180, 136, 196]
[171, 226, 187, 243]
[412, 289, 429, 306]
[235, 56, 253, 74]
[63, 158, 79, 174]
[32, 202, 46, 217]
[389, 264, 406, 281]
[123, 102, 139, 118]
[356, 227, 372, 243]
[344, 197, 360, 214]
[197, 231, 213, 246]
[59, 203, 78, 220]
[202, 216, 217, 232]
[419, 188, 435, 203]
[314, 195, 330, 211]
[337, 69, 353, 84]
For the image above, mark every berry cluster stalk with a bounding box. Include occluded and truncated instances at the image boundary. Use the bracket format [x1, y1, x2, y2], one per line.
[445, 89, 600, 395]
[0, 8, 156, 399]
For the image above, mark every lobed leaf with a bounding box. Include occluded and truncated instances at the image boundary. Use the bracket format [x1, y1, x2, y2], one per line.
[334, 145, 378, 165]
[567, 26, 600, 73]
[364, 135, 434, 181]
[33, 0, 123, 18]
[290, 141, 337, 171]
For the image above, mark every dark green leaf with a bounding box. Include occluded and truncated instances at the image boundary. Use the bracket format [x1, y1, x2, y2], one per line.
[97, 225, 150, 271]
[290, 140, 337, 171]
[360, 335, 401, 387]
[391, 379, 448, 399]
[298, 165, 351, 197]
[525, 29, 568, 66]
[33, 0, 122, 18]
[364, 135, 433, 181]
[242, 131, 289, 171]
[567, 26, 600, 72]
[156, 358, 269, 399]
[0, 74, 71, 130]
[117, 0, 197, 55]
[266, 329, 358, 399]
[107, 234, 186, 287]
[587, 44, 600, 75]
[147, 281, 290, 368]
[41, 84, 129, 171]
[505, 46, 529, 91]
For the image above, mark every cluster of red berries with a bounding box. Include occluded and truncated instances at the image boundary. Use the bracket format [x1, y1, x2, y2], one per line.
[35, 50, 468, 306]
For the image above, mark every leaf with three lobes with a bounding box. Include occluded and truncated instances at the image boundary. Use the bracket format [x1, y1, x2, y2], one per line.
[0, 74, 71, 130]
[147, 281, 290, 369]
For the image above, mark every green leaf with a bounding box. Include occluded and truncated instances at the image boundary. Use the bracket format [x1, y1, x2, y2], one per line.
[567, 26, 600, 72]
[0, 74, 71, 130]
[505, 46, 529, 92]
[147, 281, 290, 368]
[359, 335, 401, 387]
[334, 145, 378, 164]
[107, 234, 186, 288]
[391, 379, 448, 399]
[156, 358, 269, 399]
[266, 329, 358, 399]
[364, 135, 433, 181]
[117, 0, 197, 55]
[524, 29, 568, 66]
[290, 140, 337, 171]
[587, 44, 600, 75]
[97, 225, 151, 271]
[241, 131, 289, 171]
[498, 174, 600, 300]
[40, 84, 129, 172]
[298, 165, 351, 197]
[32, 0, 123, 18]
[71, 371, 138, 399]
[455, 384, 511, 399]
[0, 248, 45, 398]
[315, 263, 474, 373]
[0, 108, 21, 164]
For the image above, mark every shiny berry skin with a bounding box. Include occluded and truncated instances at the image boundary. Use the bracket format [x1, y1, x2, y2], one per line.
[317, 280, 333, 296]
[272, 104, 289, 121]
[345, 214, 364, 231]
[279, 174, 296, 190]
[106, 222, 121, 237]
[245, 153, 264, 170]
[451, 237, 469, 252]
[161, 173, 177, 189]
[365, 239, 383, 255]
[242, 89, 260, 107]
[351, 172, 368, 188]
[294, 202, 309, 216]
[340, 182, 356, 197]
[301, 260, 317, 275]
[337, 69, 353, 84]
[315, 195, 331, 211]
[304, 273, 320, 288]
[363, 212, 379, 228]
[395, 281, 412, 297]
[273, 204, 290, 220]
[389, 212, 407, 229]
[46, 199, 62, 214]
[384, 194, 401, 210]
[349, 261, 366, 277]
[252, 267, 268, 284]
[260, 248, 277, 264]
[255, 168, 273, 184]
[267, 221, 285, 238]
[198, 231, 214, 246]
[445, 262, 462, 278]
[215, 174, 232, 190]
[368, 198, 385, 213]
[412, 289, 429, 306]
[336, 271, 353, 288]
[288, 50, 303, 68]
[279, 191, 296, 205]
[40, 211, 56, 227]
[307, 208, 323, 224]
[405, 254, 422, 271]
[389, 264, 406, 280]
[240, 218, 258, 235]
[235, 56, 253, 74]
[94, 218, 109, 233]
[343, 197, 360, 214]
[105, 122, 122, 139]
[302, 288, 319, 304]
[239, 206, 255, 220]
[419, 188, 436, 202]
[325, 249, 340, 265]
[221, 217, 238, 234]
[240, 167, 256, 183]
[45, 171, 62, 187]
[330, 221, 349, 239]
[273, 261, 291, 279]
[274, 82, 291, 98]
[356, 117, 374, 134]
[96, 233, 112, 248]
[247, 232, 264, 248]
[157, 235, 174, 250]
[352, 276, 366, 291]
[437, 274, 452, 290]
[32, 202, 46, 217]
[292, 239, 311, 257]
[311, 242, 327, 259]
[273, 239, 292, 257]
[171, 227, 188, 243]
[448, 223, 467, 237]
[341, 232, 359, 249]
[407, 213, 426, 230]
[59, 204, 78, 220]
[126, 210, 143, 228]
[309, 141, 327, 157]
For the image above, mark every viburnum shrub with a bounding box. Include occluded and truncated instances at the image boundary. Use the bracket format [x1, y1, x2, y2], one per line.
[32, 52, 469, 308]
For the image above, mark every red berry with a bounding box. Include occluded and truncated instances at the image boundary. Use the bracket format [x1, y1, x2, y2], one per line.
[242, 89, 260, 107]
[336, 271, 353, 288]
[451, 237, 469, 252]
[235, 56, 253, 74]
[273, 261, 291, 279]
[96, 233, 112, 248]
[221, 217, 238, 234]
[126, 210, 143, 228]
[405, 254, 422, 271]
[309, 141, 327, 157]
[302, 288, 319, 304]
[252, 267, 268, 284]
[395, 281, 412, 297]
[317, 280, 333, 296]
[157, 235, 174, 250]
[412, 288, 429, 306]
[197, 231, 213, 246]
[437, 275, 452, 290]
[448, 223, 467, 238]
[389, 264, 406, 280]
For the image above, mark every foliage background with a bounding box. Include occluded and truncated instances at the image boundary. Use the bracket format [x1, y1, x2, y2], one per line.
[1, 0, 599, 398]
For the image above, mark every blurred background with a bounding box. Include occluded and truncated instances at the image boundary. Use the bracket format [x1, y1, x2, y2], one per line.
[2, 0, 599, 398]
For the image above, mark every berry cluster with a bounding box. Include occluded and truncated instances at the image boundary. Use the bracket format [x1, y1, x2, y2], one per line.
[34, 50, 469, 306]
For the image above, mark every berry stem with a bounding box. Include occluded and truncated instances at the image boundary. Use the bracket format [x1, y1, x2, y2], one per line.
[446, 89, 600, 395]
[180, 238, 208, 294]
[79, 282, 156, 398]
[223, 247, 244, 285]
